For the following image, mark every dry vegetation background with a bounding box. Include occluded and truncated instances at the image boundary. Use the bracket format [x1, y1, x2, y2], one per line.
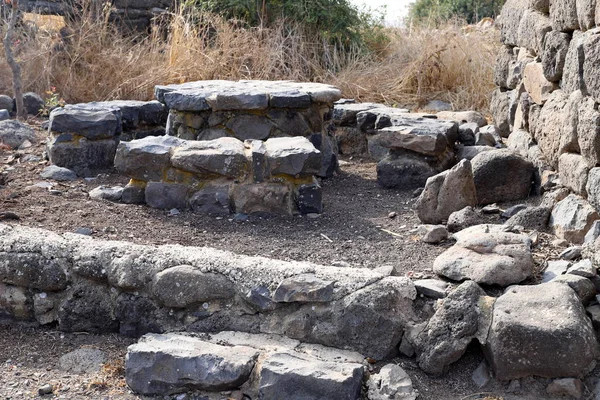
[0, 6, 499, 113]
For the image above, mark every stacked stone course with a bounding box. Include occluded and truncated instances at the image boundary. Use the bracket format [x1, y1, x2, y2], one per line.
[494, 0, 600, 207]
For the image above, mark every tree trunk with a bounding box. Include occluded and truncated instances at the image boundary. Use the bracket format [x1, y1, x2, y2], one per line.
[3, 0, 26, 120]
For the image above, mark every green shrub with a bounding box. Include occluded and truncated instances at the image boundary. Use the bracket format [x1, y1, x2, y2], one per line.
[409, 0, 506, 24]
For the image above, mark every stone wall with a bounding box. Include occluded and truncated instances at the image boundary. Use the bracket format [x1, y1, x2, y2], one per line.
[114, 135, 324, 215]
[0, 223, 416, 360]
[47, 100, 168, 177]
[2, 0, 174, 31]
[493, 0, 600, 208]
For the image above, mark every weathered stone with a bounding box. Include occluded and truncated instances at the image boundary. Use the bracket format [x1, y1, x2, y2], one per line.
[0, 248, 69, 291]
[59, 349, 106, 374]
[485, 282, 597, 380]
[560, 246, 583, 260]
[0, 110, 8, 121]
[543, 260, 571, 283]
[517, 10, 552, 55]
[490, 89, 512, 138]
[551, 0, 579, 31]
[546, 378, 583, 399]
[333, 102, 386, 126]
[499, 0, 525, 46]
[562, 30, 587, 95]
[377, 150, 450, 190]
[226, 115, 274, 141]
[171, 137, 248, 178]
[471, 149, 534, 205]
[524, 62, 558, 106]
[456, 145, 495, 161]
[506, 130, 533, 158]
[475, 131, 496, 147]
[416, 225, 449, 244]
[273, 275, 334, 303]
[335, 126, 367, 156]
[437, 111, 487, 127]
[261, 277, 416, 359]
[189, 186, 230, 215]
[504, 206, 551, 231]
[48, 137, 119, 177]
[115, 136, 185, 182]
[58, 284, 118, 333]
[126, 333, 259, 395]
[494, 46, 516, 89]
[49, 105, 122, 140]
[586, 168, 600, 211]
[434, 225, 534, 286]
[0, 95, 13, 113]
[578, 0, 597, 30]
[296, 182, 323, 214]
[376, 126, 450, 156]
[568, 258, 596, 278]
[89, 186, 124, 202]
[121, 182, 146, 204]
[367, 364, 417, 400]
[457, 123, 477, 146]
[151, 265, 235, 308]
[550, 194, 599, 243]
[542, 31, 571, 82]
[414, 279, 448, 299]
[447, 206, 485, 232]
[551, 274, 596, 304]
[577, 96, 600, 166]
[232, 183, 293, 215]
[40, 165, 77, 182]
[265, 137, 321, 176]
[258, 352, 363, 400]
[584, 220, 600, 243]
[0, 120, 36, 149]
[410, 281, 493, 375]
[0, 283, 31, 320]
[559, 153, 590, 195]
[415, 160, 477, 224]
[145, 182, 188, 210]
[583, 29, 600, 102]
[310, 133, 338, 178]
[23, 92, 44, 116]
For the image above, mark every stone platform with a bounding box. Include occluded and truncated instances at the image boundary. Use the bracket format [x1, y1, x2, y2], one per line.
[114, 135, 324, 215]
[155, 80, 343, 178]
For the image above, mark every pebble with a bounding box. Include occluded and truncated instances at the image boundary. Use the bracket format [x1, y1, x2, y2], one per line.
[481, 204, 501, 214]
[73, 227, 93, 236]
[169, 208, 180, 216]
[233, 213, 248, 222]
[559, 246, 582, 261]
[38, 384, 53, 395]
[388, 211, 397, 219]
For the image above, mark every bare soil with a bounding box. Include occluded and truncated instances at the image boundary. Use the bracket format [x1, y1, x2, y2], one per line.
[0, 125, 592, 399]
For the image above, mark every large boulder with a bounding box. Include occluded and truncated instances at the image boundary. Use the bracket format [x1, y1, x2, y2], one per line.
[485, 282, 597, 380]
[471, 149, 534, 205]
[433, 225, 534, 286]
[409, 281, 494, 375]
[257, 352, 363, 400]
[550, 194, 599, 243]
[125, 333, 259, 395]
[415, 159, 477, 224]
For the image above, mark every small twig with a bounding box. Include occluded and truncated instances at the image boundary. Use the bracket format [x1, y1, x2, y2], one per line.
[320, 233, 333, 243]
[380, 228, 402, 237]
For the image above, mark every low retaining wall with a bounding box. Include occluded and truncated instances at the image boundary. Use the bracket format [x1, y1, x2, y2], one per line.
[47, 100, 168, 176]
[114, 135, 324, 215]
[0, 224, 417, 360]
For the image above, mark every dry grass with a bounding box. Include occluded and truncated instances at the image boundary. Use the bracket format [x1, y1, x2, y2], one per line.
[0, 7, 499, 113]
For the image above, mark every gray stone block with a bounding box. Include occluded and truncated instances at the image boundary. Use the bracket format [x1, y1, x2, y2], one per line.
[49, 105, 122, 140]
[189, 186, 230, 215]
[48, 137, 119, 177]
[145, 182, 188, 210]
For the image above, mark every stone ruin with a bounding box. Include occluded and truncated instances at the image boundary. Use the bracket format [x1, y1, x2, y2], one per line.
[1, 0, 174, 31]
[46, 80, 342, 215]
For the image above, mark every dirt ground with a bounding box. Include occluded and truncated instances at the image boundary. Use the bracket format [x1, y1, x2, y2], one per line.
[0, 125, 590, 399]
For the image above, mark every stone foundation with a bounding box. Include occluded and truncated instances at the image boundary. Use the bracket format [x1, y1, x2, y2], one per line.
[114, 135, 324, 215]
[0, 223, 416, 360]
[47, 100, 167, 176]
[155, 80, 342, 178]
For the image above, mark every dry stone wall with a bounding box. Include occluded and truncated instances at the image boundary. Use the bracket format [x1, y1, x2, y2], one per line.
[114, 135, 325, 215]
[493, 0, 600, 240]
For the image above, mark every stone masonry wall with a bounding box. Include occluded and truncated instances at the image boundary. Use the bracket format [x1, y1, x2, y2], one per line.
[493, 0, 600, 210]
[0, 223, 417, 360]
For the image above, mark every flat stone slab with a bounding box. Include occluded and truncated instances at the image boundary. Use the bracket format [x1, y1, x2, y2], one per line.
[155, 80, 342, 111]
[258, 352, 363, 400]
[126, 333, 259, 395]
[333, 102, 387, 126]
